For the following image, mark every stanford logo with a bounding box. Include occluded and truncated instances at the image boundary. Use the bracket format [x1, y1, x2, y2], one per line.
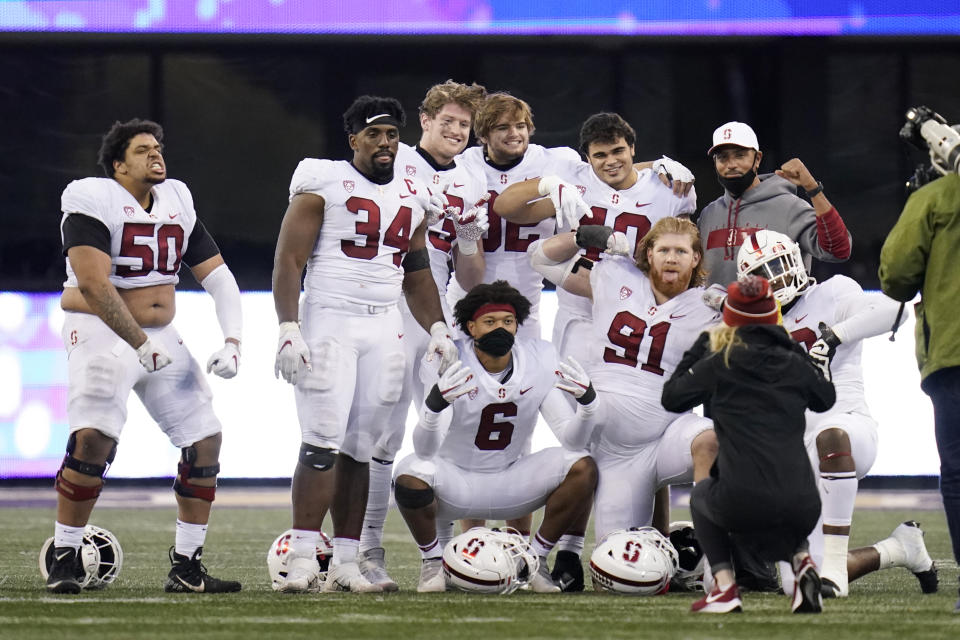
[406, 165, 417, 176]
[468, 388, 478, 401]
[343, 180, 355, 193]
[433, 174, 440, 184]
[648, 306, 658, 316]
[123, 206, 135, 217]
[577, 185, 586, 196]
[500, 174, 508, 184]
[723, 128, 732, 140]
[619, 286, 632, 300]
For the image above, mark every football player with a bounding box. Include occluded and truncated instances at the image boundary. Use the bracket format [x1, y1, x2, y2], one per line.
[49, 119, 242, 594]
[358, 80, 490, 590]
[271, 96, 458, 593]
[393, 281, 599, 593]
[528, 217, 719, 541]
[735, 230, 937, 598]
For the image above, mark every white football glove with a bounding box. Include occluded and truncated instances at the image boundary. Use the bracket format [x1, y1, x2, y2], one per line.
[206, 341, 240, 379]
[554, 356, 592, 399]
[808, 349, 832, 382]
[426, 192, 449, 226]
[426, 321, 459, 374]
[652, 155, 695, 193]
[275, 321, 312, 385]
[538, 175, 592, 230]
[453, 194, 491, 256]
[435, 360, 477, 403]
[136, 337, 172, 373]
[604, 231, 632, 256]
[702, 283, 728, 312]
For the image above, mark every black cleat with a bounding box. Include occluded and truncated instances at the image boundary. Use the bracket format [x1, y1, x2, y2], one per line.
[820, 577, 843, 599]
[551, 550, 584, 592]
[46, 546, 83, 594]
[164, 546, 241, 593]
[791, 556, 823, 614]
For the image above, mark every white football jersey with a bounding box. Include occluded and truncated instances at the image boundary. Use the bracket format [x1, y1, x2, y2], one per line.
[555, 164, 697, 320]
[396, 143, 488, 311]
[290, 158, 429, 306]
[783, 275, 872, 416]
[451, 144, 582, 306]
[589, 256, 719, 444]
[432, 337, 560, 473]
[61, 177, 199, 289]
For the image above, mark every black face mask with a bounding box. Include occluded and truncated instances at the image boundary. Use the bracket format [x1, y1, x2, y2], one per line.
[475, 328, 514, 357]
[717, 168, 757, 199]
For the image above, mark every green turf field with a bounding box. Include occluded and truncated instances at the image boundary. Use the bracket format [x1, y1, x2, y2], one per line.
[1, 501, 957, 640]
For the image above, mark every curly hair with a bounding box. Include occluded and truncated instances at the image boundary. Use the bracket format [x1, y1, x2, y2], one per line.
[420, 80, 488, 119]
[473, 92, 534, 141]
[453, 280, 532, 333]
[634, 217, 707, 288]
[342, 95, 406, 134]
[578, 112, 636, 157]
[97, 119, 164, 178]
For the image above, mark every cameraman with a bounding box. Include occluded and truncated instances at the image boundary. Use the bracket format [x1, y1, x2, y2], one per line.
[879, 169, 960, 612]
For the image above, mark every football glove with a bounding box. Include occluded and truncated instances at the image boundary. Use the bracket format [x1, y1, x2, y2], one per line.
[453, 193, 491, 256]
[206, 341, 240, 379]
[136, 337, 172, 373]
[554, 356, 597, 404]
[435, 360, 477, 403]
[605, 231, 632, 256]
[426, 192, 448, 226]
[538, 175, 592, 230]
[702, 284, 728, 312]
[652, 155, 695, 195]
[809, 321, 840, 382]
[275, 321, 312, 385]
[426, 321, 459, 374]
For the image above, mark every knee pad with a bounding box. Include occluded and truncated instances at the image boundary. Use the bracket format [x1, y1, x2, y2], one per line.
[377, 351, 406, 404]
[299, 443, 337, 471]
[394, 481, 435, 509]
[172, 446, 220, 502]
[55, 432, 117, 502]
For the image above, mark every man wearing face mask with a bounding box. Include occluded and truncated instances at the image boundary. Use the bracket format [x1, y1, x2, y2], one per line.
[696, 121, 851, 287]
[392, 281, 599, 593]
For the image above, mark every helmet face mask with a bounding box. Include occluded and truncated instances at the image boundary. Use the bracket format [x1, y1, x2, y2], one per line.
[39, 524, 123, 589]
[442, 527, 537, 594]
[668, 520, 705, 592]
[589, 527, 679, 596]
[737, 230, 808, 305]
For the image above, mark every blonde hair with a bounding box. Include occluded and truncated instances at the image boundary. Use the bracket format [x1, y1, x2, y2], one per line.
[420, 80, 488, 119]
[634, 217, 707, 288]
[473, 92, 535, 140]
[707, 323, 791, 366]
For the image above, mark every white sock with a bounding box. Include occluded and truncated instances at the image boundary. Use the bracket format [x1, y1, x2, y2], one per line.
[290, 528, 320, 558]
[873, 536, 906, 570]
[418, 537, 441, 560]
[436, 521, 455, 553]
[821, 534, 850, 586]
[332, 537, 359, 566]
[175, 520, 208, 558]
[360, 459, 393, 553]
[54, 522, 84, 550]
[530, 531, 556, 558]
[555, 534, 584, 556]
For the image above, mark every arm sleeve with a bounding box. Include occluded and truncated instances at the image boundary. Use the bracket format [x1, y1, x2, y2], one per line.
[412, 404, 452, 459]
[61, 214, 111, 255]
[182, 219, 220, 266]
[787, 197, 850, 263]
[878, 189, 936, 302]
[831, 287, 906, 344]
[199, 263, 242, 342]
[539, 388, 598, 451]
[814, 207, 852, 260]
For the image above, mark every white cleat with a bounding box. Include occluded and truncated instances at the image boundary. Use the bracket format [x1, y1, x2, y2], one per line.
[890, 521, 938, 593]
[322, 561, 384, 593]
[359, 547, 399, 592]
[529, 558, 561, 593]
[278, 556, 321, 593]
[418, 558, 446, 593]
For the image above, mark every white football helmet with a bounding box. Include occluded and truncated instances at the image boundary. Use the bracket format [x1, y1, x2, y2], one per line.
[266, 529, 333, 591]
[736, 229, 809, 304]
[589, 527, 679, 596]
[668, 521, 705, 592]
[39, 524, 123, 589]
[442, 527, 538, 595]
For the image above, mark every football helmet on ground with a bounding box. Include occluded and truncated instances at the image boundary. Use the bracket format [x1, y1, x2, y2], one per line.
[668, 521, 706, 592]
[736, 229, 809, 304]
[590, 527, 679, 595]
[442, 527, 538, 594]
[267, 529, 333, 591]
[39, 524, 123, 589]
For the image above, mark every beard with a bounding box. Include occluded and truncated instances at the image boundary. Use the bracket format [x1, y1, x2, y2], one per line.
[649, 264, 692, 300]
[369, 151, 394, 180]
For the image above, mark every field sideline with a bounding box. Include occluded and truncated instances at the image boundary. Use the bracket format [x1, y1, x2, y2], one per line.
[1, 489, 957, 640]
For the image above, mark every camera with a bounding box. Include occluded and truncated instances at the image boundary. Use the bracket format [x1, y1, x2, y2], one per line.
[900, 106, 960, 192]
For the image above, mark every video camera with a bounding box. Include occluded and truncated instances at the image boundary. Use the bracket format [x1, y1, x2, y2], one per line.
[900, 106, 960, 193]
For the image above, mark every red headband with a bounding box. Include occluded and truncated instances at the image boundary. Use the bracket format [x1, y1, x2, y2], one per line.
[471, 303, 516, 321]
